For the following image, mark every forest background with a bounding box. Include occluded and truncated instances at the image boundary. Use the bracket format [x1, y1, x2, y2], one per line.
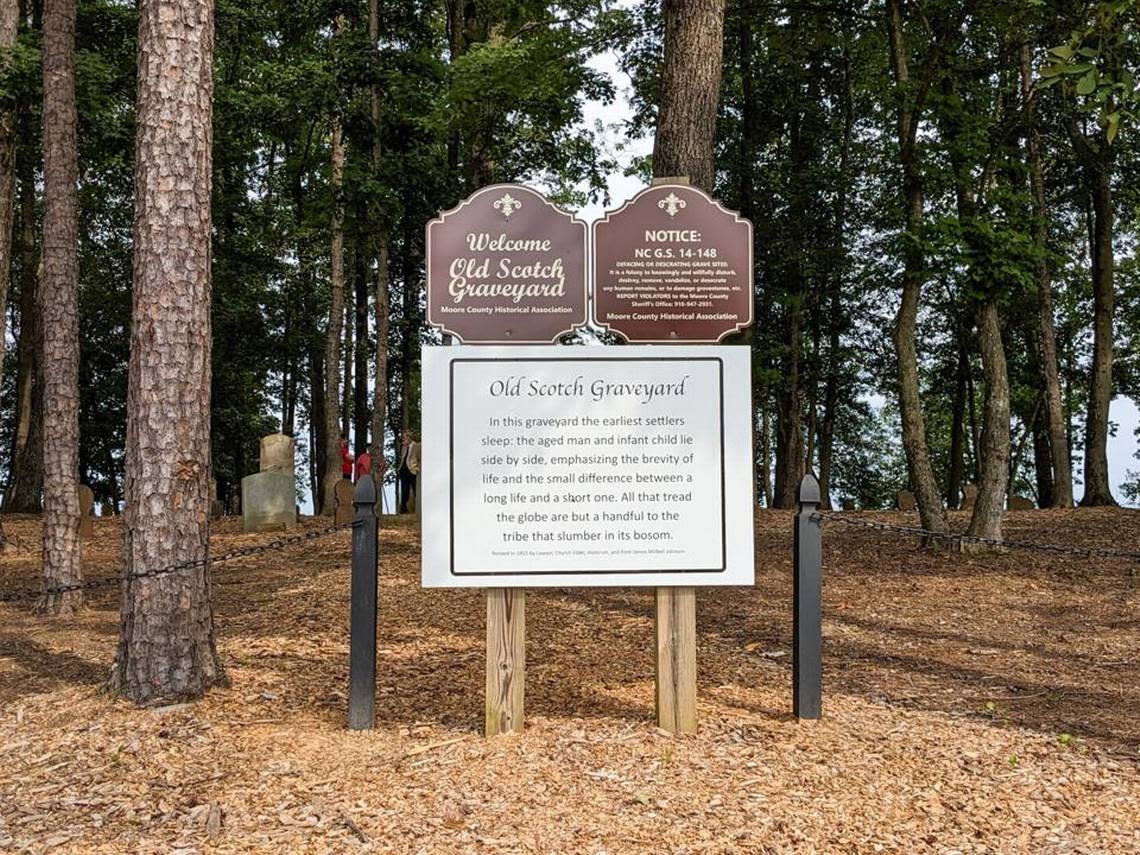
[1, 0, 1139, 524]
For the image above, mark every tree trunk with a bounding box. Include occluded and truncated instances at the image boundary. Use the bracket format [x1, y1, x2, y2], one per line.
[1020, 44, 1073, 508]
[945, 343, 967, 509]
[1081, 161, 1115, 506]
[0, 0, 17, 396]
[369, 0, 390, 468]
[652, 0, 725, 191]
[6, 149, 42, 513]
[1032, 405, 1054, 508]
[965, 301, 1010, 543]
[353, 234, 369, 456]
[341, 275, 352, 441]
[886, 0, 947, 534]
[111, 0, 222, 702]
[758, 397, 771, 508]
[37, 0, 82, 613]
[321, 118, 346, 515]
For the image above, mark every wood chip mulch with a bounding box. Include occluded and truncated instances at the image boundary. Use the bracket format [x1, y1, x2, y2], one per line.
[1, 508, 1138, 854]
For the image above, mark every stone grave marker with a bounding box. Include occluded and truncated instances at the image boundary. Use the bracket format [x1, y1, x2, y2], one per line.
[841, 499, 856, 511]
[897, 489, 916, 511]
[242, 433, 298, 532]
[78, 485, 95, 540]
[1008, 494, 1034, 510]
[334, 479, 355, 526]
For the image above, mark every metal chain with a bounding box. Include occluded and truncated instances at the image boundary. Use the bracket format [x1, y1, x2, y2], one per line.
[814, 512, 1140, 562]
[0, 519, 355, 604]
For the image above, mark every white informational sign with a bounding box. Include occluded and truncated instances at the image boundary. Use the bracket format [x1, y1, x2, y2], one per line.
[421, 345, 755, 588]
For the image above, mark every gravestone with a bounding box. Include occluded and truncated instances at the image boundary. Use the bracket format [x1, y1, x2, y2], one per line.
[841, 499, 856, 511]
[260, 433, 295, 474]
[99, 501, 115, 517]
[1008, 494, 1034, 510]
[960, 483, 978, 512]
[78, 485, 95, 540]
[209, 479, 224, 519]
[242, 433, 298, 532]
[334, 479, 355, 526]
[897, 490, 916, 511]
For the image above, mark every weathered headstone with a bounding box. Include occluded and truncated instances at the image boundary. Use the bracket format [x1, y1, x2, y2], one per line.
[334, 479, 355, 526]
[259, 433, 296, 474]
[841, 499, 856, 511]
[209, 479, 225, 519]
[960, 483, 978, 511]
[99, 501, 115, 517]
[242, 433, 298, 532]
[897, 489, 916, 511]
[78, 485, 95, 540]
[1008, 494, 1034, 510]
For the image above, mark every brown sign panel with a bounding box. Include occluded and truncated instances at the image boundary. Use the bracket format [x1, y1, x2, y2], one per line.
[592, 184, 753, 343]
[427, 184, 587, 343]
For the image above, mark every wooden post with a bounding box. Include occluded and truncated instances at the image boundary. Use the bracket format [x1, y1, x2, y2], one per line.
[794, 472, 822, 719]
[656, 586, 697, 732]
[348, 476, 378, 730]
[485, 587, 525, 735]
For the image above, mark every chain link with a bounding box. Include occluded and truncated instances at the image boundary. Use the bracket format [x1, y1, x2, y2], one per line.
[0, 519, 355, 604]
[814, 512, 1140, 562]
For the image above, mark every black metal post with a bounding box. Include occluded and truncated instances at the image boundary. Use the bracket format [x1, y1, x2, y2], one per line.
[348, 476, 379, 730]
[794, 472, 822, 719]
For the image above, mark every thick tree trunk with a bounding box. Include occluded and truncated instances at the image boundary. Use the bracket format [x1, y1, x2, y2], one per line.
[1020, 44, 1072, 508]
[886, 0, 946, 534]
[321, 118, 346, 515]
[965, 301, 1010, 543]
[37, 0, 82, 612]
[1081, 163, 1115, 506]
[652, 0, 725, 191]
[6, 146, 42, 512]
[111, 0, 222, 702]
[369, 0, 390, 468]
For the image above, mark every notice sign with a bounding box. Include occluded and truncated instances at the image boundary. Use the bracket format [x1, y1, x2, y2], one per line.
[426, 184, 588, 343]
[421, 345, 755, 588]
[592, 184, 753, 343]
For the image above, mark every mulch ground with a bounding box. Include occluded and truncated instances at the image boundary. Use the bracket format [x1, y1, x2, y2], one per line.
[0, 508, 1138, 854]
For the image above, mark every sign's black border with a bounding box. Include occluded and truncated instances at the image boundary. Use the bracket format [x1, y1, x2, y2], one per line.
[448, 356, 727, 577]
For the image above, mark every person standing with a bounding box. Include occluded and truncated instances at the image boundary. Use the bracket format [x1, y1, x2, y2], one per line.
[397, 430, 420, 513]
[340, 435, 354, 481]
[354, 444, 372, 483]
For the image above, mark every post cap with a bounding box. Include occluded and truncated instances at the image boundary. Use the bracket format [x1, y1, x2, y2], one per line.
[798, 472, 821, 505]
[353, 476, 377, 505]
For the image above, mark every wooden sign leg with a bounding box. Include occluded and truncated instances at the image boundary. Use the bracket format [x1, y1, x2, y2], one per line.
[486, 588, 525, 736]
[656, 586, 697, 733]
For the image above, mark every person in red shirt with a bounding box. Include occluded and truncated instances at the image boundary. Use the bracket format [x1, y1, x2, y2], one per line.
[354, 445, 372, 482]
[340, 436, 353, 480]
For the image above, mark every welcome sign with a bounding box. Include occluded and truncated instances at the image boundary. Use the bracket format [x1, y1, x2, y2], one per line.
[426, 184, 588, 343]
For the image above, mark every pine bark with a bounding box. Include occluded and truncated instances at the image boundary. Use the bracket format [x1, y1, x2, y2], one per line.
[111, 0, 222, 702]
[353, 236, 369, 456]
[38, 0, 82, 612]
[652, 0, 725, 192]
[1019, 44, 1072, 507]
[321, 117, 346, 515]
[886, 0, 947, 534]
[0, 0, 17, 397]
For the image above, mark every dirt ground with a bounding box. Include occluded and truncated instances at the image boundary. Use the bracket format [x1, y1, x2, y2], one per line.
[1, 509, 1138, 854]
